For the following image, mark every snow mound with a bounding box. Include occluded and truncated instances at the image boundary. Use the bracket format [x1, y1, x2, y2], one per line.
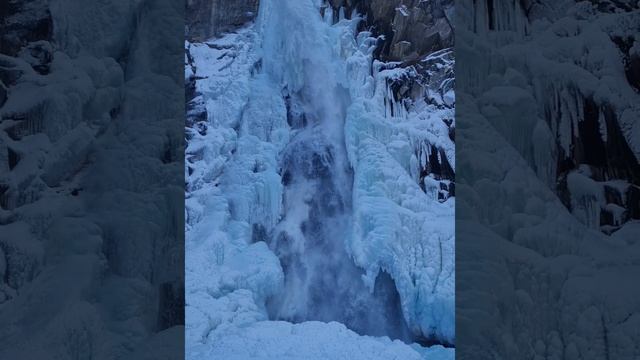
[202, 321, 453, 360]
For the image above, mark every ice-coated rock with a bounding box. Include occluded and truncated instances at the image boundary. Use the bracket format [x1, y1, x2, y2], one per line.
[325, 0, 454, 61]
[186, 0, 260, 42]
[17, 41, 53, 74]
[0, 0, 53, 57]
[458, 0, 640, 233]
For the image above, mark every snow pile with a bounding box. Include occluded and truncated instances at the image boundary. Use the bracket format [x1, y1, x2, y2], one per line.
[200, 321, 453, 360]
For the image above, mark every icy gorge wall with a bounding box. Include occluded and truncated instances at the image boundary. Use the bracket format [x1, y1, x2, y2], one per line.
[325, 0, 454, 61]
[457, 0, 640, 358]
[186, 0, 260, 42]
[185, 0, 454, 358]
[0, 0, 184, 358]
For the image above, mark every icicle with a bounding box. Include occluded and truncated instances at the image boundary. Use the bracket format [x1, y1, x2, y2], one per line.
[324, 5, 333, 25]
[598, 107, 607, 142]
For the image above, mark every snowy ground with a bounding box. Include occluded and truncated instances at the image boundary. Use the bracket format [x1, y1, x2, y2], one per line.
[193, 321, 452, 360]
[185, 0, 454, 358]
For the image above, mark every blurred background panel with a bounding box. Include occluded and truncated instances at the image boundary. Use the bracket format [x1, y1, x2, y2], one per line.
[0, 0, 184, 358]
[456, 1, 640, 359]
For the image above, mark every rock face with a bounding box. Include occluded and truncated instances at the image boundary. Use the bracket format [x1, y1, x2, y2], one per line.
[186, 0, 260, 41]
[185, 0, 454, 58]
[331, 0, 456, 193]
[0, 0, 52, 56]
[327, 0, 454, 61]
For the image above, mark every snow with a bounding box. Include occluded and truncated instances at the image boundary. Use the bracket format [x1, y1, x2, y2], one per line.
[566, 169, 605, 229]
[197, 321, 452, 360]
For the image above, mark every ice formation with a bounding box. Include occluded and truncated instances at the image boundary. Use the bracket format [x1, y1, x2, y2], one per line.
[186, 0, 454, 358]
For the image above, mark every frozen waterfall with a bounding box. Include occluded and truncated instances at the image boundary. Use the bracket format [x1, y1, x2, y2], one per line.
[256, 0, 413, 342]
[185, 0, 455, 358]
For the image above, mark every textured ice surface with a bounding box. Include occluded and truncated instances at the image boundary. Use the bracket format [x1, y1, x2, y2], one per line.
[186, 0, 455, 357]
[345, 54, 455, 344]
[185, 21, 287, 357]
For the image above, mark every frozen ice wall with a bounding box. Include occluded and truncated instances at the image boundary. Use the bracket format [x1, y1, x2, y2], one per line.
[186, 0, 454, 358]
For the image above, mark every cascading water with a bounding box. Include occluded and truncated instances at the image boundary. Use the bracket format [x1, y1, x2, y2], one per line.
[256, 0, 414, 342]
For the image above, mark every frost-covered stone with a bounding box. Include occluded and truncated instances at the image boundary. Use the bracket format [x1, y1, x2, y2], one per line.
[186, 0, 260, 42]
[0, 0, 52, 57]
[17, 41, 53, 74]
[325, 0, 454, 61]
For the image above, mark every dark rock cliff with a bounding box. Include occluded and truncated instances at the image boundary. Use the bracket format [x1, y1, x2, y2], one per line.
[185, 0, 454, 60]
[327, 0, 454, 62]
[186, 0, 259, 41]
[0, 0, 52, 57]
